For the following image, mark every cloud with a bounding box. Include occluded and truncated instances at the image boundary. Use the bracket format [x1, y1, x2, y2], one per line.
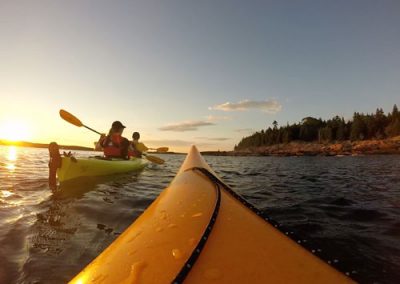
[159, 120, 215, 132]
[196, 137, 231, 141]
[159, 114, 230, 132]
[210, 99, 282, 113]
[205, 115, 231, 122]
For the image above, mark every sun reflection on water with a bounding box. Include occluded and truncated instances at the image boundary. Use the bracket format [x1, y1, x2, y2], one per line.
[1, 190, 13, 198]
[3, 146, 18, 172]
[6, 164, 16, 171]
[8, 146, 17, 161]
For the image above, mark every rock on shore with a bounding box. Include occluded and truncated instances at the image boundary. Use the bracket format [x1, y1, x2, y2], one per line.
[224, 136, 400, 157]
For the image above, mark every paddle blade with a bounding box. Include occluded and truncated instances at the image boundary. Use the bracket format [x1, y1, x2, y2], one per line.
[145, 154, 165, 165]
[136, 142, 149, 153]
[156, 147, 169, 153]
[60, 109, 83, 127]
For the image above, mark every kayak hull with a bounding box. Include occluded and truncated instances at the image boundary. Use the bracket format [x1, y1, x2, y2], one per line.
[57, 156, 147, 183]
[69, 146, 353, 284]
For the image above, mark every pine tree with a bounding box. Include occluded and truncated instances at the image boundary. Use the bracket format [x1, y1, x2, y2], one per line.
[336, 118, 346, 141]
[385, 118, 400, 137]
[350, 113, 366, 141]
[392, 104, 399, 118]
[272, 120, 278, 130]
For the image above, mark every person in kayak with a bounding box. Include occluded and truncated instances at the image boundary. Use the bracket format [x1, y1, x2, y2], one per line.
[129, 132, 148, 158]
[48, 142, 62, 191]
[97, 121, 130, 159]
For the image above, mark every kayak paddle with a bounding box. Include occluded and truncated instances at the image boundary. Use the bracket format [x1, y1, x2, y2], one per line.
[142, 153, 165, 164]
[60, 109, 103, 135]
[59, 109, 165, 165]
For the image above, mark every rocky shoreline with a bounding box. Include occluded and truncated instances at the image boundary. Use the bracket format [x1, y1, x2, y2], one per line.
[202, 136, 400, 157]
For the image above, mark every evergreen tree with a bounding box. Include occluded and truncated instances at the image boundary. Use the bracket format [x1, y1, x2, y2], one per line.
[350, 113, 366, 141]
[385, 118, 400, 137]
[336, 118, 346, 141]
[272, 120, 278, 130]
[320, 126, 333, 142]
[392, 104, 399, 118]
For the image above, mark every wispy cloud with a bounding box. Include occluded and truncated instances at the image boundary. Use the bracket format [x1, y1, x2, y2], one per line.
[196, 137, 231, 141]
[159, 120, 215, 132]
[210, 99, 282, 113]
[205, 115, 231, 122]
[159, 115, 230, 132]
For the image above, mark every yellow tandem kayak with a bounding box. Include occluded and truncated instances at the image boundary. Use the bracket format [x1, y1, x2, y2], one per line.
[57, 156, 147, 183]
[70, 146, 354, 283]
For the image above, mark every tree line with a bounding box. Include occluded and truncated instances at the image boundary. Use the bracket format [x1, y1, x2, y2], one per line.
[235, 104, 400, 150]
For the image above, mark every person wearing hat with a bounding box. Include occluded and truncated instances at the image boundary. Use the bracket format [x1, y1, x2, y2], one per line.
[97, 121, 130, 159]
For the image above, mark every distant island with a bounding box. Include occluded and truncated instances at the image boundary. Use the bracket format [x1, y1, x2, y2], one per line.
[228, 104, 400, 156]
[2, 104, 399, 157]
[0, 139, 95, 151]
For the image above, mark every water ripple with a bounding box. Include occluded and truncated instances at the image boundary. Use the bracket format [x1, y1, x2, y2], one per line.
[0, 146, 399, 283]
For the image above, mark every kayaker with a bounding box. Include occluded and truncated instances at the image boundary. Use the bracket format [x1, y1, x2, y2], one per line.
[129, 132, 148, 158]
[97, 121, 130, 159]
[48, 142, 61, 191]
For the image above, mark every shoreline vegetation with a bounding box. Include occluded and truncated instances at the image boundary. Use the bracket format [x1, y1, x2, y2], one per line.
[225, 104, 400, 156]
[203, 136, 400, 156]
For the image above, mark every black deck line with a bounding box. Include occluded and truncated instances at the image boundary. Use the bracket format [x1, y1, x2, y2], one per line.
[171, 168, 222, 284]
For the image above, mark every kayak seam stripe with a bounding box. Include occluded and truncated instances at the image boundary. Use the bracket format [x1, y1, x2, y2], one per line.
[187, 167, 357, 281]
[171, 167, 222, 284]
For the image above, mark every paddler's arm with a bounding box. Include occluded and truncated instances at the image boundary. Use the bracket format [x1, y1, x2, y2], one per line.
[95, 134, 106, 151]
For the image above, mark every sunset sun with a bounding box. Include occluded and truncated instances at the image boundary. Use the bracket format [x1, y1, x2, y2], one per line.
[0, 120, 33, 141]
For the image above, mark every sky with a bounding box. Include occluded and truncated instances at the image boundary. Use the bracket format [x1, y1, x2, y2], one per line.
[0, 0, 399, 152]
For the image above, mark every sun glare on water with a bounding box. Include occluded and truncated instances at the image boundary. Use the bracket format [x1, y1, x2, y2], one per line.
[0, 120, 32, 141]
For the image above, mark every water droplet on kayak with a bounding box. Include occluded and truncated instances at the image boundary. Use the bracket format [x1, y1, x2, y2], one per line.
[160, 210, 167, 220]
[192, 212, 203, 218]
[168, 223, 177, 229]
[128, 249, 138, 256]
[188, 238, 197, 246]
[127, 230, 143, 243]
[156, 227, 163, 232]
[180, 213, 186, 218]
[172, 249, 183, 260]
[125, 261, 146, 283]
[203, 268, 222, 280]
[92, 273, 108, 282]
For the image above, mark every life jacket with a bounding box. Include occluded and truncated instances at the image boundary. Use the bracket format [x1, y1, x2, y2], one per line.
[102, 134, 122, 157]
[128, 141, 148, 158]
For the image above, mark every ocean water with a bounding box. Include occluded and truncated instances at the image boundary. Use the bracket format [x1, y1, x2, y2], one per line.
[0, 145, 399, 283]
